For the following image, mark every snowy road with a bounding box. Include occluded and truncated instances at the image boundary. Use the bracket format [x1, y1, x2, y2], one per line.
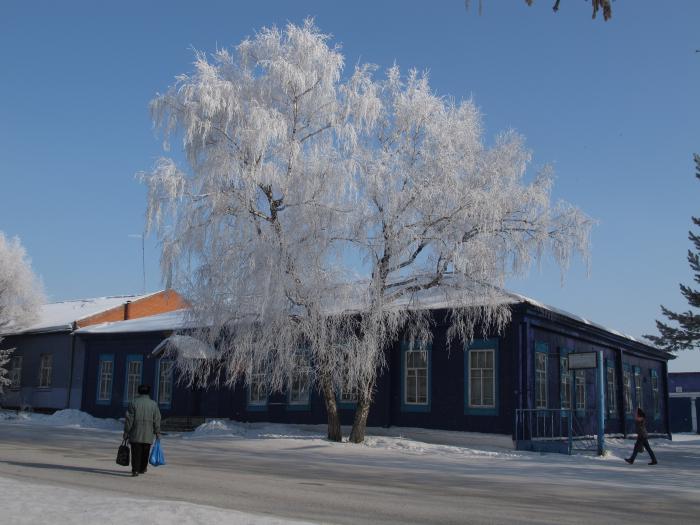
[1, 418, 699, 524]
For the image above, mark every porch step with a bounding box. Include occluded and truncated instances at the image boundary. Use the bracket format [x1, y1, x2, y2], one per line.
[161, 416, 205, 432]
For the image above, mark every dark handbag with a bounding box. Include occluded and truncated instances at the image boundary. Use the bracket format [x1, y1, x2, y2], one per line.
[635, 441, 644, 454]
[116, 438, 130, 466]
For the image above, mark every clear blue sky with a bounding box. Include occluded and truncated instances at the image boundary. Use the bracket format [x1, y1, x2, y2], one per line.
[1, 1, 698, 370]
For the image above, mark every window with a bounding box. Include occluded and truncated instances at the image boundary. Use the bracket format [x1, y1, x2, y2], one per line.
[289, 352, 310, 406]
[9, 355, 22, 389]
[124, 356, 143, 404]
[535, 346, 548, 409]
[405, 348, 429, 405]
[248, 365, 267, 407]
[634, 367, 643, 411]
[340, 383, 358, 404]
[96, 356, 114, 403]
[623, 367, 632, 415]
[606, 362, 617, 415]
[469, 349, 495, 408]
[560, 355, 572, 410]
[157, 359, 174, 407]
[651, 370, 660, 419]
[39, 354, 52, 388]
[575, 370, 586, 411]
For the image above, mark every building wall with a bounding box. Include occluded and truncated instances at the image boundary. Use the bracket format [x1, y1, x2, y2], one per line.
[668, 372, 700, 434]
[0, 332, 73, 411]
[525, 314, 668, 437]
[75, 290, 187, 328]
[78, 308, 672, 439]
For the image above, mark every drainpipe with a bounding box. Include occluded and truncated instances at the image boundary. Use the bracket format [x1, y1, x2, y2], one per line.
[66, 322, 77, 409]
[124, 301, 131, 320]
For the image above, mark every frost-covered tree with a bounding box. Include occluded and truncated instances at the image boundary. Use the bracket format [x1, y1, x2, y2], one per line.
[142, 21, 592, 444]
[0, 232, 44, 393]
[646, 155, 700, 351]
[141, 20, 366, 441]
[339, 65, 592, 442]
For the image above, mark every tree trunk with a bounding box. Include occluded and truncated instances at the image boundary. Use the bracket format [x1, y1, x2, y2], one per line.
[321, 374, 342, 442]
[349, 382, 374, 443]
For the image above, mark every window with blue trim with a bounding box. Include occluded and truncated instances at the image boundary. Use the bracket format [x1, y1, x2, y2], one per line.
[651, 370, 660, 420]
[156, 358, 174, 408]
[634, 366, 643, 411]
[96, 354, 114, 404]
[623, 365, 632, 416]
[575, 370, 586, 412]
[535, 343, 548, 409]
[247, 364, 267, 410]
[401, 341, 431, 412]
[464, 338, 499, 415]
[124, 355, 143, 405]
[560, 351, 572, 410]
[288, 351, 311, 409]
[606, 360, 617, 415]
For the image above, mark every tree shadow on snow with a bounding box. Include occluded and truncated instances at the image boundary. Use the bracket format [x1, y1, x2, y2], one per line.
[1, 460, 132, 477]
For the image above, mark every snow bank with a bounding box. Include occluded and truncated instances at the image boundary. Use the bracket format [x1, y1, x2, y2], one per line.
[0, 409, 121, 431]
[0, 475, 314, 525]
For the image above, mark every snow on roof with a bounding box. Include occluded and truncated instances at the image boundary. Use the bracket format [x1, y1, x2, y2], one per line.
[151, 334, 216, 359]
[75, 309, 195, 335]
[3, 294, 155, 335]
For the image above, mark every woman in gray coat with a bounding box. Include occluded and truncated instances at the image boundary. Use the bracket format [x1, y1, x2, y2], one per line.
[124, 384, 161, 476]
[625, 408, 657, 465]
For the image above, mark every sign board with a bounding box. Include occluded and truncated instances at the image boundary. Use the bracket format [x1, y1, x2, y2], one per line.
[567, 352, 597, 370]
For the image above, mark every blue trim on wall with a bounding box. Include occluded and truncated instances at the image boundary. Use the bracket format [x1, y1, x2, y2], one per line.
[651, 369, 661, 421]
[464, 338, 499, 416]
[605, 358, 617, 418]
[154, 358, 173, 409]
[400, 341, 432, 413]
[95, 353, 114, 406]
[123, 354, 144, 406]
[623, 363, 633, 420]
[534, 341, 549, 410]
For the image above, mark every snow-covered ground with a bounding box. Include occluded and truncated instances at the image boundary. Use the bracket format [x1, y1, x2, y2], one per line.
[1, 409, 699, 524]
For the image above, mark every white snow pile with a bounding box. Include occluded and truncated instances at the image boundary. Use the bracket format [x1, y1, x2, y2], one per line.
[187, 419, 323, 440]
[0, 475, 315, 525]
[0, 409, 122, 430]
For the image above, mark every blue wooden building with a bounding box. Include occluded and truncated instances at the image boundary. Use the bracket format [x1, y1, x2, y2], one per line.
[668, 372, 700, 434]
[77, 294, 673, 440]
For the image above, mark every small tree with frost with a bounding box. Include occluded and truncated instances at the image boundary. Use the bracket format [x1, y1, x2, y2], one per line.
[0, 232, 44, 394]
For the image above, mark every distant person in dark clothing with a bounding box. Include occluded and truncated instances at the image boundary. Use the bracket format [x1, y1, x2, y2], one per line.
[124, 384, 161, 477]
[625, 407, 657, 465]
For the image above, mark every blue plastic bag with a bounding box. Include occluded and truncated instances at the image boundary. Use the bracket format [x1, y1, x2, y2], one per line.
[149, 438, 166, 467]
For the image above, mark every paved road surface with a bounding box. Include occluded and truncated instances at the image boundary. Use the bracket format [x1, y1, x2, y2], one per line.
[0, 424, 698, 524]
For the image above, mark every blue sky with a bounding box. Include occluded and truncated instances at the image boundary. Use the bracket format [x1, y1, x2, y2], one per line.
[1, 1, 698, 370]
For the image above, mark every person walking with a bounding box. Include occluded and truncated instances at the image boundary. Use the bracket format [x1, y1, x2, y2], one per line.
[625, 407, 657, 465]
[123, 384, 161, 477]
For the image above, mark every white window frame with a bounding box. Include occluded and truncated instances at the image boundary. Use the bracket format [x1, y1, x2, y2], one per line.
[575, 370, 586, 411]
[404, 348, 429, 406]
[623, 368, 632, 414]
[560, 356, 571, 410]
[468, 348, 495, 408]
[651, 371, 659, 419]
[97, 359, 114, 402]
[535, 352, 548, 409]
[634, 367, 643, 411]
[125, 359, 142, 403]
[157, 359, 174, 406]
[38, 354, 52, 388]
[606, 366, 617, 414]
[248, 366, 267, 406]
[9, 355, 22, 389]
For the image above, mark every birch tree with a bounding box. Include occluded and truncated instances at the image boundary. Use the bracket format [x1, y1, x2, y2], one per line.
[141, 20, 364, 441]
[0, 232, 44, 393]
[142, 21, 592, 443]
[341, 65, 593, 442]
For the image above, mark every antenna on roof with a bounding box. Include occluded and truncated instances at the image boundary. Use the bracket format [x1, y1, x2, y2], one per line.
[128, 234, 146, 294]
